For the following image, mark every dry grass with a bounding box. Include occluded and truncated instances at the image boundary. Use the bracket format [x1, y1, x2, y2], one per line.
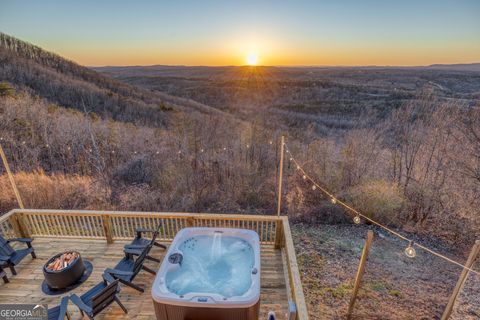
[0, 170, 107, 212]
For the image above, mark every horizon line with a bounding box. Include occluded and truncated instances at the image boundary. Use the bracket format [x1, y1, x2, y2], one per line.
[89, 62, 480, 69]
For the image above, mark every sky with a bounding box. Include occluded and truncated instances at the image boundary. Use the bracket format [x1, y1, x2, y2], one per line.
[0, 0, 479, 67]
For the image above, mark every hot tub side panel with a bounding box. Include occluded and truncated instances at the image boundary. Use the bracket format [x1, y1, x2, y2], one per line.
[153, 299, 260, 320]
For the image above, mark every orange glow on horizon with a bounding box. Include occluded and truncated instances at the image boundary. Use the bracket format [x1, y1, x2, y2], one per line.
[42, 39, 480, 67]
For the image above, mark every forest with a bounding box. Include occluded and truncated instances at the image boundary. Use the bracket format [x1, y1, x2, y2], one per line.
[2, 33, 479, 248]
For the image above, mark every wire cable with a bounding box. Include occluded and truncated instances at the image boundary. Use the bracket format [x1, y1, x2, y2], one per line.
[284, 144, 480, 277]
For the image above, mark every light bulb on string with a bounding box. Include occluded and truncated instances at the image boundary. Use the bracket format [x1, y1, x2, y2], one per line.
[269, 140, 273, 145]
[353, 214, 361, 224]
[302, 175, 307, 180]
[330, 197, 337, 204]
[22, 141, 26, 145]
[289, 157, 293, 161]
[223, 147, 227, 151]
[45, 144, 49, 148]
[111, 150, 115, 154]
[134, 151, 137, 154]
[200, 149, 204, 153]
[246, 144, 250, 148]
[405, 241, 416, 258]
[312, 185, 317, 190]
[296, 165, 300, 170]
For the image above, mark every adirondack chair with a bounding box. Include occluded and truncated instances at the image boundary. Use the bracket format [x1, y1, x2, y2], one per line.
[0, 235, 36, 275]
[105, 238, 156, 293]
[70, 272, 127, 319]
[47, 296, 71, 320]
[124, 225, 166, 263]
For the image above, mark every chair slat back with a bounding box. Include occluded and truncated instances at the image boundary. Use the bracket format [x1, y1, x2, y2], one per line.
[0, 236, 14, 256]
[132, 245, 150, 276]
[91, 280, 119, 316]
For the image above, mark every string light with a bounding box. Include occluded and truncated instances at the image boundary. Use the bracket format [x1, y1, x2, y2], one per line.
[269, 140, 273, 145]
[111, 150, 115, 154]
[67, 146, 71, 151]
[134, 151, 137, 154]
[289, 157, 293, 161]
[156, 151, 160, 155]
[45, 144, 49, 148]
[405, 241, 416, 258]
[353, 214, 361, 224]
[246, 144, 250, 148]
[302, 175, 307, 180]
[88, 148, 92, 153]
[200, 149, 204, 153]
[22, 141, 26, 145]
[223, 147, 227, 151]
[330, 197, 337, 204]
[285, 142, 480, 276]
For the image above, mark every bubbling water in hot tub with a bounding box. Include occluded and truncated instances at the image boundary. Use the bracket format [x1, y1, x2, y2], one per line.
[165, 234, 254, 298]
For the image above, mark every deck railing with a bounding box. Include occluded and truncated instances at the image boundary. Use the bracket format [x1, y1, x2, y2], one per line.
[0, 209, 308, 320]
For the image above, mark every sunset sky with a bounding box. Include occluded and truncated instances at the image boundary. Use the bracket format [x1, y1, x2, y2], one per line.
[1, 0, 479, 67]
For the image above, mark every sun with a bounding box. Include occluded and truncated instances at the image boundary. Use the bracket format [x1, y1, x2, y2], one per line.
[246, 53, 258, 66]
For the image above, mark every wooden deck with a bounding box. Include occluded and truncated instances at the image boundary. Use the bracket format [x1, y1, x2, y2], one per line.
[0, 238, 288, 319]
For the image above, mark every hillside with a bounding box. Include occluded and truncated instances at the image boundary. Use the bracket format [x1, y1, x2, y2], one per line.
[0, 33, 229, 127]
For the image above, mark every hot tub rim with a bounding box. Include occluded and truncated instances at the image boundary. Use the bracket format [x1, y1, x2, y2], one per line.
[151, 227, 261, 308]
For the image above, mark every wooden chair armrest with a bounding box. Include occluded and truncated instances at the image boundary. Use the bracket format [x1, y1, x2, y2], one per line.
[104, 268, 134, 277]
[57, 296, 70, 320]
[102, 272, 116, 284]
[124, 244, 147, 250]
[124, 248, 142, 256]
[70, 294, 92, 314]
[7, 237, 34, 243]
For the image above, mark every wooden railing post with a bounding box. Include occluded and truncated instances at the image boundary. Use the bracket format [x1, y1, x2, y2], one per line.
[187, 216, 195, 227]
[441, 240, 480, 320]
[282, 217, 308, 320]
[16, 212, 30, 238]
[102, 215, 113, 244]
[9, 214, 23, 238]
[347, 230, 374, 319]
[274, 218, 284, 249]
[277, 135, 285, 217]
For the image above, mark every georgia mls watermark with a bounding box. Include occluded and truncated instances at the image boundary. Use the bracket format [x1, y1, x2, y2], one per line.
[0, 304, 47, 320]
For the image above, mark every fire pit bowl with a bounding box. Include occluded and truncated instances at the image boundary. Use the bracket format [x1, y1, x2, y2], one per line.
[43, 251, 85, 290]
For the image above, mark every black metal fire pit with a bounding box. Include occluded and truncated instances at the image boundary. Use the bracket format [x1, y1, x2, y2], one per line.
[43, 251, 85, 290]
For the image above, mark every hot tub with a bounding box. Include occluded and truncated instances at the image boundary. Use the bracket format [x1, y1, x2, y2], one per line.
[152, 227, 261, 320]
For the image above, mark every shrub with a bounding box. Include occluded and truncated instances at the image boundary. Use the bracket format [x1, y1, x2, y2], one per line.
[0, 82, 15, 97]
[345, 180, 405, 225]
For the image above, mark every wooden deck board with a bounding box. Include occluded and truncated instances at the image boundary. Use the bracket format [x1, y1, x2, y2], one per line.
[0, 238, 288, 319]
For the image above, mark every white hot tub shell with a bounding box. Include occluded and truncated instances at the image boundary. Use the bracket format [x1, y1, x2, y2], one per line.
[151, 227, 261, 320]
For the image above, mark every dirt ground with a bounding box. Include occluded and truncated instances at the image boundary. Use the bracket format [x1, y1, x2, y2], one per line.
[291, 223, 480, 320]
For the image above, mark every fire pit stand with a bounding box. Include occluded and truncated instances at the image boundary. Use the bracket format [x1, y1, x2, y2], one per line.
[41, 251, 93, 295]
